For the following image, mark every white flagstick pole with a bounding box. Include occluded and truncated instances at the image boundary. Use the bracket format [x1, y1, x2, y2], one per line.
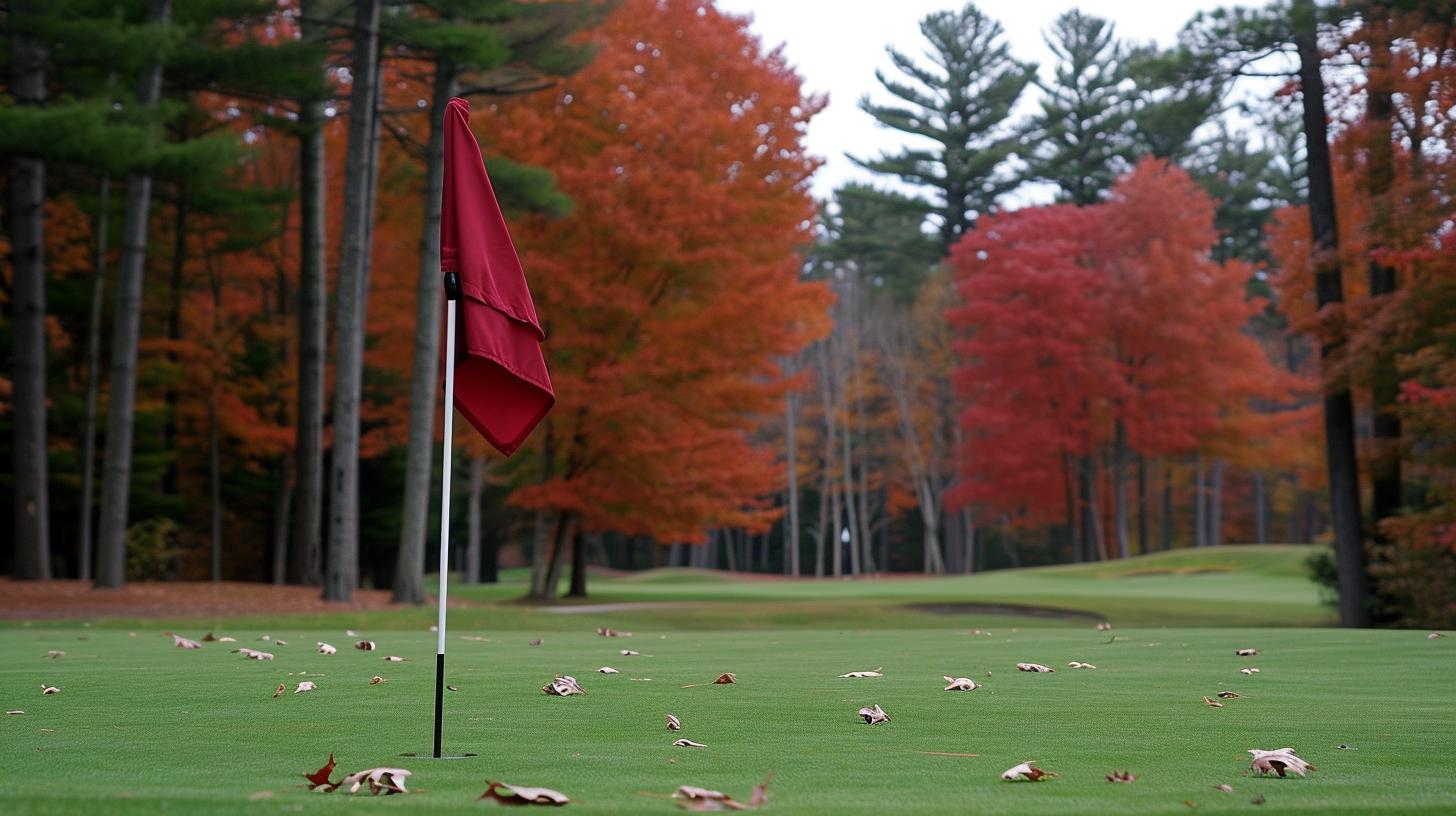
[433, 271, 460, 759]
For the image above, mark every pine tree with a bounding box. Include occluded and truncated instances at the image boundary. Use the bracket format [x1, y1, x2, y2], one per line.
[852, 2, 1033, 252]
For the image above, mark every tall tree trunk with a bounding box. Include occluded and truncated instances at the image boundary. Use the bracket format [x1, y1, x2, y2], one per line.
[567, 525, 588, 597]
[325, 0, 383, 602]
[1136, 454, 1148, 555]
[162, 198, 188, 497]
[1161, 461, 1173, 550]
[1254, 471, 1267, 545]
[290, 0, 329, 587]
[962, 506, 975, 574]
[1295, 0, 1370, 627]
[7, 21, 50, 579]
[209, 385, 223, 582]
[1193, 456, 1207, 548]
[1079, 455, 1103, 561]
[530, 509, 549, 594]
[79, 177, 111, 581]
[465, 455, 484, 583]
[1063, 451, 1081, 562]
[784, 368, 801, 576]
[1208, 459, 1224, 547]
[95, 0, 172, 589]
[813, 471, 827, 577]
[394, 59, 458, 604]
[271, 461, 291, 584]
[1113, 420, 1129, 559]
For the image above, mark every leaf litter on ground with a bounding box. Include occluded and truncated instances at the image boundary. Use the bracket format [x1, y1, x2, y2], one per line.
[480, 781, 571, 805]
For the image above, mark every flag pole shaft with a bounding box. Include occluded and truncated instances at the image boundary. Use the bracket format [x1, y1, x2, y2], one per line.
[434, 272, 460, 759]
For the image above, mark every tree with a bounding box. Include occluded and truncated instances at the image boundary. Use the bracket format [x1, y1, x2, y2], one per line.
[853, 2, 1034, 251]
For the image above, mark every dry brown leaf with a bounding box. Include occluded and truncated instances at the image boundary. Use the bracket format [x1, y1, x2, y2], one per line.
[942, 676, 979, 691]
[667, 714, 682, 731]
[1428, 632, 1444, 639]
[1236, 648, 1259, 656]
[529, 639, 543, 646]
[40, 685, 59, 695]
[1067, 661, 1097, 669]
[597, 627, 632, 638]
[317, 642, 337, 655]
[383, 656, 408, 663]
[355, 641, 376, 651]
[5, 710, 24, 716]
[1106, 770, 1136, 783]
[261, 634, 272, 641]
[1241, 667, 1260, 675]
[713, 672, 736, 684]
[203, 632, 219, 642]
[542, 675, 586, 696]
[46, 650, 65, 659]
[1248, 748, 1316, 778]
[1216, 691, 1243, 699]
[164, 631, 202, 649]
[1251, 794, 1267, 805]
[839, 668, 884, 678]
[233, 648, 274, 660]
[271, 639, 284, 645]
[447, 685, 460, 692]
[346, 630, 357, 637]
[1203, 696, 1224, 708]
[369, 676, 385, 685]
[480, 781, 571, 806]
[272, 683, 285, 699]
[303, 754, 338, 790]
[295, 681, 317, 693]
[597, 667, 620, 674]
[1096, 622, 1113, 631]
[1017, 663, 1054, 673]
[671, 776, 769, 812]
[673, 738, 707, 748]
[340, 767, 411, 795]
[620, 649, 642, 656]
[1214, 784, 1234, 793]
[857, 704, 890, 725]
[1001, 761, 1054, 781]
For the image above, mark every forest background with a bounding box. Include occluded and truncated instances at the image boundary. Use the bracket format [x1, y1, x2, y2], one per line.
[2, 0, 1454, 627]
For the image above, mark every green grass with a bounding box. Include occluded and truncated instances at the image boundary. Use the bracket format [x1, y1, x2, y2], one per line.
[3, 625, 1453, 814]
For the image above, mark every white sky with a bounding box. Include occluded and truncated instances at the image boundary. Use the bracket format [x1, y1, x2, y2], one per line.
[713, 0, 1266, 202]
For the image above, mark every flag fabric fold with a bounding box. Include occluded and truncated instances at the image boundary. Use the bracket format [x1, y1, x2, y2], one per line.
[440, 96, 554, 455]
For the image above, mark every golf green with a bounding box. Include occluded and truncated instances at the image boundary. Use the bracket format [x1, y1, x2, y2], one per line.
[3, 624, 1452, 814]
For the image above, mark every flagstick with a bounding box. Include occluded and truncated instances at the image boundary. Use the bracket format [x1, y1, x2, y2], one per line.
[434, 271, 460, 759]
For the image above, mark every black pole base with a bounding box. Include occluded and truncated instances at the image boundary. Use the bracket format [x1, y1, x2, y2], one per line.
[433, 652, 445, 758]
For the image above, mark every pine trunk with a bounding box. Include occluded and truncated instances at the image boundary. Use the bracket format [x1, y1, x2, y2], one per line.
[79, 177, 111, 581]
[271, 462, 291, 584]
[95, 0, 172, 589]
[290, 0, 329, 587]
[465, 456, 484, 583]
[1209, 459, 1224, 547]
[1193, 456, 1206, 548]
[1136, 454, 1148, 555]
[1113, 420, 1129, 559]
[1079, 455, 1103, 561]
[567, 525, 588, 598]
[1295, 0, 1370, 627]
[1161, 462, 1173, 550]
[325, 0, 383, 602]
[1254, 472, 1267, 545]
[784, 371, 801, 576]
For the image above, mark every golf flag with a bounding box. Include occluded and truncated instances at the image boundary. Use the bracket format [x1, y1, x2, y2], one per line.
[440, 96, 554, 455]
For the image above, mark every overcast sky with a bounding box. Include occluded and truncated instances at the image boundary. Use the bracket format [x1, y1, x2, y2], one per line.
[712, 0, 1264, 202]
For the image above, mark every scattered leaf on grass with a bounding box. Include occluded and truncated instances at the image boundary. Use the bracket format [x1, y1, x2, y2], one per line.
[447, 685, 460, 692]
[597, 628, 632, 638]
[1428, 632, 1444, 639]
[1336, 743, 1357, 750]
[943, 676, 979, 691]
[369, 676, 385, 685]
[620, 649, 642, 656]
[1106, 771, 1136, 783]
[480, 781, 571, 806]
[1068, 662, 1097, 669]
[840, 668, 884, 678]
[340, 767, 411, 795]
[461, 635, 490, 642]
[672, 776, 769, 811]
[1203, 696, 1224, 708]
[857, 704, 890, 725]
[295, 681, 317, 693]
[673, 739, 707, 748]
[355, 641, 376, 651]
[1251, 794, 1266, 805]
[274, 639, 287, 646]
[1017, 663, 1054, 673]
[1001, 762, 1054, 781]
[1214, 784, 1234, 793]
[543, 675, 586, 696]
[261, 635, 272, 641]
[1236, 649, 1259, 657]
[203, 632, 219, 642]
[346, 630, 357, 637]
[1248, 748, 1315, 778]
[667, 714, 682, 731]
[247, 791, 272, 801]
[1217, 691, 1242, 699]
[233, 648, 274, 660]
[529, 639, 543, 646]
[6, 710, 24, 716]
[46, 650, 65, 659]
[272, 683, 286, 699]
[317, 642, 337, 655]
[303, 754, 338, 790]
[598, 667, 620, 674]
[713, 673, 736, 684]
[1241, 668, 1260, 675]
[1096, 622, 1113, 631]
[41, 685, 59, 695]
[164, 631, 201, 649]
[383, 656, 408, 663]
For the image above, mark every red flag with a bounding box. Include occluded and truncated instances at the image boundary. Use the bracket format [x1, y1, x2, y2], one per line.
[440, 97, 554, 455]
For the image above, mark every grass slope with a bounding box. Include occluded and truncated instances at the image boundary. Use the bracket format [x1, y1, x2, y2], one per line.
[3, 624, 1452, 814]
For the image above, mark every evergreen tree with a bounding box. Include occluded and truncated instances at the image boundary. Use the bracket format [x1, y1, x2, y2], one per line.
[852, 2, 1034, 253]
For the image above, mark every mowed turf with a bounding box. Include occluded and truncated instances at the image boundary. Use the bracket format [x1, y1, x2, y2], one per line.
[3, 624, 1453, 814]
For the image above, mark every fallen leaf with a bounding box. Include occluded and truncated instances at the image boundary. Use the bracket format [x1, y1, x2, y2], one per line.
[447, 685, 460, 692]
[369, 676, 385, 685]
[1241, 668, 1260, 675]
[667, 714, 682, 731]
[1236, 649, 1259, 657]
[1428, 632, 1444, 639]
[857, 704, 890, 725]
[295, 681, 317, 693]
[839, 668, 884, 678]
[598, 667, 620, 674]
[247, 791, 272, 801]
[620, 649, 642, 656]
[1096, 622, 1113, 631]
[1106, 770, 1136, 783]
[203, 632, 219, 642]
[273, 639, 285, 645]
[1251, 794, 1266, 805]
[1067, 661, 1097, 669]
[340, 767, 411, 795]
[6, 710, 24, 716]
[1214, 784, 1234, 793]
[163, 631, 201, 649]
[1001, 761, 1054, 782]
[41, 685, 59, 695]
[942, 676, 979, 691]
[261, 634, 272, 641]
[542, 675, 586, 696]
[46, 650, 65, 659]
[317, 642, 337, 655]
[1203, 696, 1224, 708]
[383, 656, 408, 662]
[346, 630, 357, 637]
[673, 739, 707, 748]
[355, 641, 376, 651]
[1016, 663, 1054, 673]
[1216, 691, 1243, 699]
[233, 648, 274, 660]
[712, 673, 736, 685]
[303, 754, 338, 790]
[480, 781, 571, 806]
[1248, 748, 1316, 778]
[461, 635, 490, 642]
[597, 627, 632, 638]
[672, 776, 769, 811]
[529, 639, 543, 646]
[272, 683, 286, 699]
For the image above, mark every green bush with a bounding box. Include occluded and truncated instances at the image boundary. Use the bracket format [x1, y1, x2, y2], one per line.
[125, 517, 180, 581]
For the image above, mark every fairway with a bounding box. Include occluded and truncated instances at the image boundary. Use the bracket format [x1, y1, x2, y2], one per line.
[4, 623, 1453, 814]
